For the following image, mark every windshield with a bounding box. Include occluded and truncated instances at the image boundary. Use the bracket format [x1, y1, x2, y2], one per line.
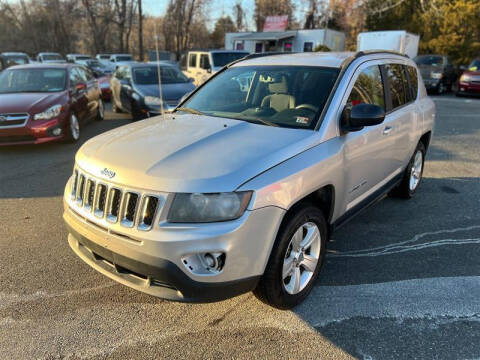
[0, 68, 67, 93]
[468, 59, 480, 71]
[212, 52, 249, 67]
[81, 59, 104, 68]
[133, 66, 189, 85]
[43, 54, 63, 61]
[116, 56, 133, 62]
[415, 55, 443, 66]
[182, 65, 339, 129]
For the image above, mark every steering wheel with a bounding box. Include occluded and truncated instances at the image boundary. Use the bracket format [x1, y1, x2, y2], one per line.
[295, 104, 319, 113]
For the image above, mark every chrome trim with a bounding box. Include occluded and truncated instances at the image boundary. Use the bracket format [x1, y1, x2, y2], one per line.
[0, 113, 29, 128]
[138, 195, 160, 231]
[120, 191, 140, 228]
[106, 187, 122, 223]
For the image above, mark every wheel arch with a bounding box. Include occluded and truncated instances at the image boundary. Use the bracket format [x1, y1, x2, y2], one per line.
[419, 131, 432, 152]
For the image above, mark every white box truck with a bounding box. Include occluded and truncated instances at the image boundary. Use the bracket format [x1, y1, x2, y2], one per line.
[357, 31, 420, 58]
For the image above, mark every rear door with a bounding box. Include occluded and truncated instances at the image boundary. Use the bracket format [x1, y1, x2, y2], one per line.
[69, 67, 88, 121]
[76, 66, 99, 120]
[341, 62, 397, 211]
[382, 63, 417, 171]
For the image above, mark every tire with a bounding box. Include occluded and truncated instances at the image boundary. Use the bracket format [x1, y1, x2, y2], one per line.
[391, 141, 426, 199]
[96, 99, 105, 121]
[254, 205, 327, 309]
[131, 102, 146, 121]
[436, 82, 445, 95]
[112, 99, 121, 113]
[65, 113, 80, 143]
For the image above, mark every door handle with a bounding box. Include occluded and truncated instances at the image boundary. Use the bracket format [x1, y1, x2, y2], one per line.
[383, 126, 393, 135]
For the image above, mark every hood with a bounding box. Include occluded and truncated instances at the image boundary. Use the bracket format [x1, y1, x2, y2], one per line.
[0, 91, 67, 114]
[135, 83, 196, 101]
[76, 114, 317, 193]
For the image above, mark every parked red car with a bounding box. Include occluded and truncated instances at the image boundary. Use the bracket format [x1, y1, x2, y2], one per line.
[97, 75, 112, 101]
[0, 64, 104, 145]
[457, 58, 480, 97]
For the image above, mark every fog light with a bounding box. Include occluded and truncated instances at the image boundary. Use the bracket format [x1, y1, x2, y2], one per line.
[52, 128, 62, 136]
[181, 252, 226, 275]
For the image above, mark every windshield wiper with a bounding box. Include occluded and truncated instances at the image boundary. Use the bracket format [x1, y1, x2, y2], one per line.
[175, 107, 204, 115]
[242, 117, 279, 127]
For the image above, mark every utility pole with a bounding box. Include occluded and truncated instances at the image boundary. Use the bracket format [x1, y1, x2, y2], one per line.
[138, 0, 144, 61]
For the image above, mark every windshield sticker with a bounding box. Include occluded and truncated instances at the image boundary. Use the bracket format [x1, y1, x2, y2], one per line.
[296, 116, 311, 125]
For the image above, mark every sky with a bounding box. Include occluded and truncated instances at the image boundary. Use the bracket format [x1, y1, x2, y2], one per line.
[143, 0, 308, 31]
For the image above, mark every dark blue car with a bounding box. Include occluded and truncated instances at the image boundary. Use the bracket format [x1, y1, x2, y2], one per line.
[110, 63, 195, 120]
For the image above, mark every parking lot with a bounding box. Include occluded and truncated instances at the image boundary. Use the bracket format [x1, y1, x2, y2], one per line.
[0, 95, 479, 359]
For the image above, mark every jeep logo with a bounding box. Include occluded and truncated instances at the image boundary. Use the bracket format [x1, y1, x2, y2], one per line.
[100, 168, 116, 179]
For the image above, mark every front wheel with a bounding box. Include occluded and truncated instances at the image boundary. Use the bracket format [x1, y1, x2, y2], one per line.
[96, 99, 105, 121]
[65, 113, 80, 143]
[254, 205, 327, 309]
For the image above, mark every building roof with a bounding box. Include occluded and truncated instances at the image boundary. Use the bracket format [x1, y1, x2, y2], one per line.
[231, 52, 355, 68]
[231, 31, 297, 42]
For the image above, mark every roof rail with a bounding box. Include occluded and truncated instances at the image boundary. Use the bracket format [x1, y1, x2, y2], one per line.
[355, 50, 410, 59]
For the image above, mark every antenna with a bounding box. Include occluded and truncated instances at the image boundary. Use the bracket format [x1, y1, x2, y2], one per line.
[153, 20, 166, 120]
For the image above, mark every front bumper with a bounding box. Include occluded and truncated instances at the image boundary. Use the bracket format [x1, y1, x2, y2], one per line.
[457, 82, 480, 96]
[63, 198, 285, 302]
[0, 113, 69, 146]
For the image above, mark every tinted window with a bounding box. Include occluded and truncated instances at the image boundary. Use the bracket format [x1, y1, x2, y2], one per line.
[132, 66, 189, 85]
[183, 66, 339, 130]
[189, 54, 197, 68]
[211, 52, 249, 67]
[69, 68, 83, 89]
[414, 55, 443, 66]
[347, 65, 385, 109]
[199, 54, 210, 70]
[407, 66, 418, 100]
[385, 64, 408, 109]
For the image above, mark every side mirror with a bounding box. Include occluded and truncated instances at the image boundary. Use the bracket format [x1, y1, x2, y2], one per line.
[341, 103, 385, 132]
[207, 66, 212, 74]
[75, 82, 87, 92]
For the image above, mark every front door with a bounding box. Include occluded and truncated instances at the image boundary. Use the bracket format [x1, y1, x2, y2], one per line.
[340, 62, 398, 212]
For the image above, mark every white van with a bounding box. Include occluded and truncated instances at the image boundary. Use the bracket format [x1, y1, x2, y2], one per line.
[180, 50, 249, 85]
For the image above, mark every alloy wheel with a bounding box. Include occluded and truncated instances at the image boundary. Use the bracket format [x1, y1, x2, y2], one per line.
[282, 222, 321, 295]
[70, 114, 80, 140]
[409, 150, 423, 191]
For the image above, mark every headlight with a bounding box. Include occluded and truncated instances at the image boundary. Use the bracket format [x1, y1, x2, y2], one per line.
[430, 72, 443, 80]
[167, 192, 253, 223]
[144, 96, 163, 106]
[460, 74, 471, 83]
[33, 104, 63, 121]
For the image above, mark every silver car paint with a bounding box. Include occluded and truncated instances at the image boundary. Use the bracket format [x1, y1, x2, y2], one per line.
[65, 52, 435, 288]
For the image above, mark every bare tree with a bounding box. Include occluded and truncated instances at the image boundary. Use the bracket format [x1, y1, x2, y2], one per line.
[138, 0, 144, 60]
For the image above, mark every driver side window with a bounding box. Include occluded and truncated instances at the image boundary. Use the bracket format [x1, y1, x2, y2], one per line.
[347, 65, 385, 110]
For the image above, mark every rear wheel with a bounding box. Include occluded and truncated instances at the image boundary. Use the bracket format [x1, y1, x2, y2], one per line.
[391, 142, 425, 199]
[254, 205, 327, 309]
[112, 100, 121, 113]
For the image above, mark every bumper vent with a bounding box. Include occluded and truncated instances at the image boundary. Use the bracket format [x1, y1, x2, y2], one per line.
[70, 168, 163, 231]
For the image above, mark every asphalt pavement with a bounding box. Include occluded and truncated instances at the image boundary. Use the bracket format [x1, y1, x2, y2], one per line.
[0, 96, 479, 359]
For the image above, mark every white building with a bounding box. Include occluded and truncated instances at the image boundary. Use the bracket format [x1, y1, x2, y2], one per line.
[225, 29, 345, 54]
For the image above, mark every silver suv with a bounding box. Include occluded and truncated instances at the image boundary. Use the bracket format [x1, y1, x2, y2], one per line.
[63, 51, 435, 308]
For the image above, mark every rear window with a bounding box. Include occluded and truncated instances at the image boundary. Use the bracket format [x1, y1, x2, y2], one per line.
[211, 52, 249, 67]
[385, 64, 408, 110]
[406, 66, 419, 100]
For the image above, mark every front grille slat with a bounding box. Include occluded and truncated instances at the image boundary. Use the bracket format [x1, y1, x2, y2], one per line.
[94, 184, 107, 218]
[106, 188, 122, 223]
[138, 196, 159, 231]
[121, 192, 139, 228]
[71, 168, 162, 231]
[0, 113, 29, 128]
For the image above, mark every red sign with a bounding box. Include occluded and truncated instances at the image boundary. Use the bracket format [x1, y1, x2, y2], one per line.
[263, 16, 288, 32]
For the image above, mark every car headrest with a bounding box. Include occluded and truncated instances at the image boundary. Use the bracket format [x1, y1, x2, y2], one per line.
[268, 76, 288, 94]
